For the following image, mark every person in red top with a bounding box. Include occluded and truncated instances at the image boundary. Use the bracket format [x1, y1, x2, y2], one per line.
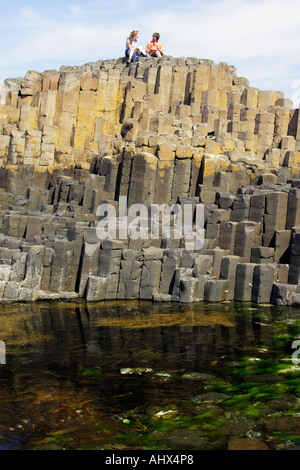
[145, 33, 165, 58]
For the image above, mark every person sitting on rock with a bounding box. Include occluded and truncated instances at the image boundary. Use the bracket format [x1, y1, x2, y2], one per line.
[125, 30, 148, 64]
[145, 33, 165, 58]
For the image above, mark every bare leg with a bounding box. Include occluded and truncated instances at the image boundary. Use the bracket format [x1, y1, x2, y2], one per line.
[137, 46, 147, 56]
[128, 48, 134, 62]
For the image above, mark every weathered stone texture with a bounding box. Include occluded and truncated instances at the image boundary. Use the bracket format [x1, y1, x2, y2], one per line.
[0, 56, 299, 305]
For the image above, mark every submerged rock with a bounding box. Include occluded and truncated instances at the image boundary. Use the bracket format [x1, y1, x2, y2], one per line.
[265, 415, 300, 432]
[267, 394, 300, 411]
[227, 437, 270, 450]
[244, 373, 284, 384]
[181, 372, 215, 381]
[191, 392, 229, 404]
[120, 367, 153, 375]
[163, 429, 215, 450]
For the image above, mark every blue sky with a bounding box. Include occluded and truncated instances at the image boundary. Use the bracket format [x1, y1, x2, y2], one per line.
[1, 0, 300, 106]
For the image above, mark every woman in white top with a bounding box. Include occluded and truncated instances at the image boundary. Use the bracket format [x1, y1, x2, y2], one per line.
[125, 30, 148, 64]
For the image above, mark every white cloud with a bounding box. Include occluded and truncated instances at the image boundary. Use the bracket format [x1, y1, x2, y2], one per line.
[146, 0, 300, 62]
[0, 7, 129, 75]
[69, 5, 83, 17]
[1, 0, 300, 106]
[17, 6, 42, 27]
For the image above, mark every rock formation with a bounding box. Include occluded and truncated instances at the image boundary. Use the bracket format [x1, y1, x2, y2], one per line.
[0, 55, 300, 305]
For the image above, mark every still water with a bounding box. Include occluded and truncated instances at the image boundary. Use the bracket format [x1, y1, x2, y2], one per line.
[0, 300, 299, 450]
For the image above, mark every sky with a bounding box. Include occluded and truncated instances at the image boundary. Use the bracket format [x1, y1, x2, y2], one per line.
[1, 0, 300, 107]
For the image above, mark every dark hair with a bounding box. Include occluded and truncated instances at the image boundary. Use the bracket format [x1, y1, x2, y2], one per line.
[152, 32, 160, 40]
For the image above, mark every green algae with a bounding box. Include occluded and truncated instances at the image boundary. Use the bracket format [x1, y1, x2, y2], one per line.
[80, 368, 103, 376]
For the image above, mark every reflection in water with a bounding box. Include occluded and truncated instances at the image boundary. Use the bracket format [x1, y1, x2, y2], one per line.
[0, 300, 299, 450]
